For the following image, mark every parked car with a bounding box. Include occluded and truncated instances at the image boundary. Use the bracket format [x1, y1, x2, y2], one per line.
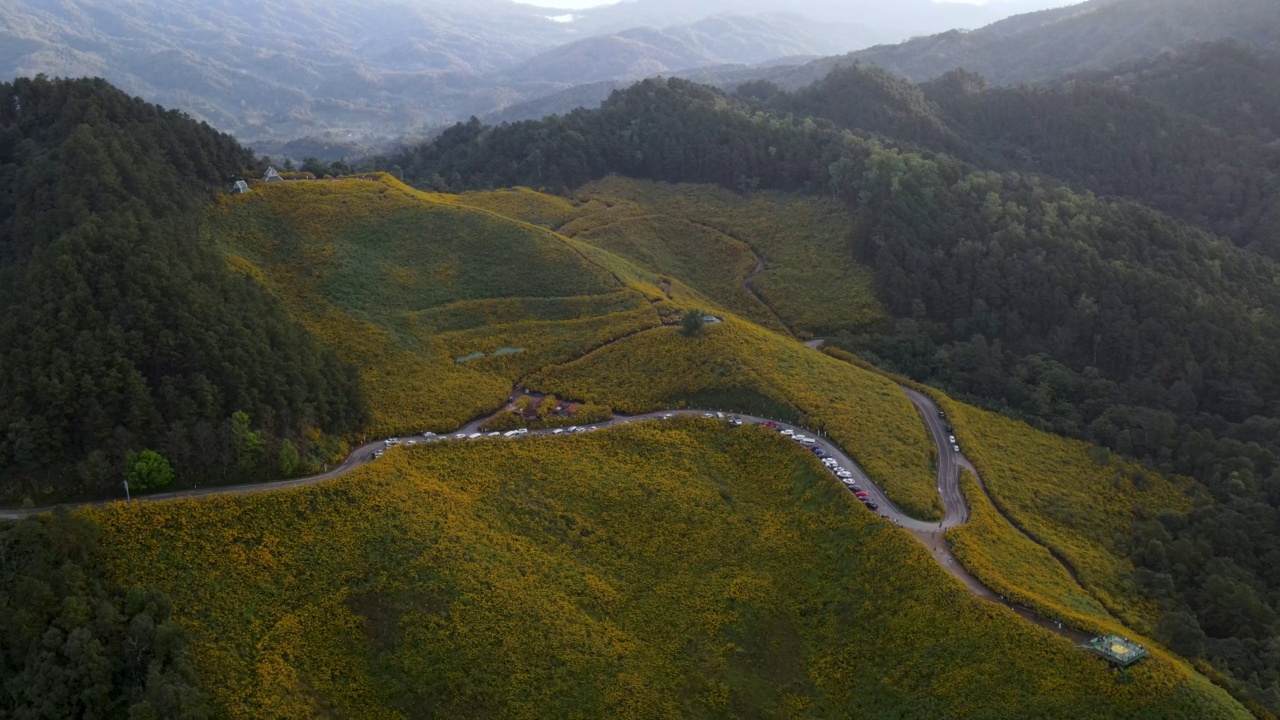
[855, 491, 870, 499]
[953, 444, 960, 453]
[867, 502, 879, 511]
[763, 422, 778, 429]
[488, 432, 501, 437]
[553, 429, 565, 435]
[780, 429, 795, 436]
[949, 435, 956, 444]
[812, 448, 826, 457]
[468, 433, 482, 439]
[504, 430, 520, 437]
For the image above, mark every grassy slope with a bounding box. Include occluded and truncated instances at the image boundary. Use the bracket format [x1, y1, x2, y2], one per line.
[570, 177, 884, 336]
[528, 317, 942, 520]
[571, 214, 783, 331]
[212, 176, 661, 434]
[938, 397, 1199, 632]
[84, 423, 1248, 719]
[460, 178, 883, 337]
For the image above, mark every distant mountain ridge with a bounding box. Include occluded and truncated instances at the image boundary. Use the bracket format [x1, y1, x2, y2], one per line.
[0, 0, 1091, 148]
[501, 14, 885, 86]
[780, 0, 1280, 86]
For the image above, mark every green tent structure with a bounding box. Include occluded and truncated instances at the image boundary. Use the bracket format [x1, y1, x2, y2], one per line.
[1082, 635, 1149, 667]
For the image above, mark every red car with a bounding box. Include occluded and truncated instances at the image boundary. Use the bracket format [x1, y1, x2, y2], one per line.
[855, 491, 870, 499]
[763, 421, 778, 429]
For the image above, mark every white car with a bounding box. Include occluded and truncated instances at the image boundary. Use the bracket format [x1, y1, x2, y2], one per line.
[454, 433, 467, 439]
[953, 444, 961, 453]
[422, 432, 436, 438]
[516, 429, 530, 435]
[553, 428, 565, 435]
[838, 471, 854, 479]
[780, 429, 795, 436]
[842, 478, 856, 486]
[468, 433, 482, 439]
[949, 435, 956, 444]
[823, 459, 839, 467]
[568, 426, 579, 432]
[405, 440, 417, 446]
[488, 432, 501, 437]
[504, 430, 520, 437]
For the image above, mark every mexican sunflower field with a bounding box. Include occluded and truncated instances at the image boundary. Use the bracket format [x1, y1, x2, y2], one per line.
[83, 422, 1248, 719]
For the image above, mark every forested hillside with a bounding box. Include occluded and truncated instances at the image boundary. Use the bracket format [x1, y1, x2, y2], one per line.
[812, 0, 1280, 86]
[396, 75, 1280, 713]
[741, 63, 1280, 256]
[0, 77, 365, 503]
[1064, 40, 1280, 144]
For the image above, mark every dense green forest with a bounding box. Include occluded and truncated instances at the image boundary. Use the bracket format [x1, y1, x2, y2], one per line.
[0, 77, 366, 503]
[395, 73, 1280, 712]
[1063, 40, 1280, 145]
[0, 511, 210, 717]
[741, 60, 1280, 258]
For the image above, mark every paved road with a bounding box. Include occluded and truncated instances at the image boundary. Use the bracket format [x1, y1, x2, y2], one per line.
[0, 401, 950, 531]
[0, 344, 1091, 640]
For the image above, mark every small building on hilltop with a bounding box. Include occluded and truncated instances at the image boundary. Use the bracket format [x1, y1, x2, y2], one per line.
[231, 180, 250, 194]
[263, 167, 282, 182]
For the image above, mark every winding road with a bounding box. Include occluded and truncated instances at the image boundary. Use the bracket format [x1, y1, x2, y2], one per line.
[0, 343, 1093, 641]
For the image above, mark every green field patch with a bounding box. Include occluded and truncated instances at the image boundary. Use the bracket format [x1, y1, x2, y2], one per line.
[212, 176, 666, 434]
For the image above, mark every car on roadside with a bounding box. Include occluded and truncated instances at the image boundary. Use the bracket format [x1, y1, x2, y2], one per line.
[405, 440, 417, 446]
[454, 433, 466, 439]
[422, 432, 436, 439]
[504, 430, 519, 437]
[953, 444, 960, 453]
[763, 421, 778, 429]
[780, 429, 794, 436]
[855, 491, 870, 499]
[949, 435, 956, 444]
[841, 478, 856, 486]
[812, 448, 826, 457]
[516, 428, 530, 435]
[468, 433, 482, 439]
[488, 432, 501, 437]
[849, 485, 863, 493]
[867, 502, 879, 511]
[823, 458, 839, 466]
[837, 472, 854, 479]
[553, 429, 565, 435]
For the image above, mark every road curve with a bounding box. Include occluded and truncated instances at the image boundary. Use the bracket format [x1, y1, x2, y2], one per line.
[0, 407, 931, 529]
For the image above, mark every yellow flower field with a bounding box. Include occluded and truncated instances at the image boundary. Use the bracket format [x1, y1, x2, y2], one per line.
[82, 423, 1249, 719]
[529, 316, 945, 520]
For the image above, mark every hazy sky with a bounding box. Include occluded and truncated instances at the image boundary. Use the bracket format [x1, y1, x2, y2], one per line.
[517, 0, 993, 7]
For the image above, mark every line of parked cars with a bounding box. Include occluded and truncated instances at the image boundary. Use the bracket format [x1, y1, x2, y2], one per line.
[757, 422, 880, 511]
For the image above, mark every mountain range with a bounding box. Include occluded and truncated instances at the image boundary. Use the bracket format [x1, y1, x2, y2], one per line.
[1, 0, 1082, 150]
